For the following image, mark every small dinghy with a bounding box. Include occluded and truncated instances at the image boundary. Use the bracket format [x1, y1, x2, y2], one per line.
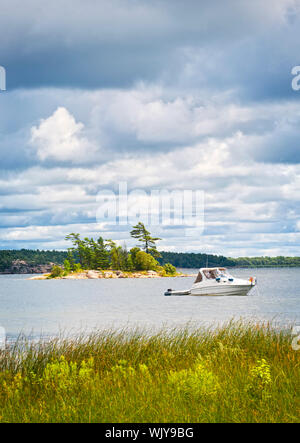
[165, 267, 256, 296]
[164, 289, 191, 296]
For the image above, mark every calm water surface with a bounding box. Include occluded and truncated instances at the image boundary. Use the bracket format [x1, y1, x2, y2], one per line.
[0, 268, 299, 339]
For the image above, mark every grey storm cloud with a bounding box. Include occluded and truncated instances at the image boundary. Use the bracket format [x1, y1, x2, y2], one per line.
[0, 0, 298, 98]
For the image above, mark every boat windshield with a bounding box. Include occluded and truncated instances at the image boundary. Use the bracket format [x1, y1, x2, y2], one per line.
[196, 268, 233, 282]
[216, 269, 232, 279]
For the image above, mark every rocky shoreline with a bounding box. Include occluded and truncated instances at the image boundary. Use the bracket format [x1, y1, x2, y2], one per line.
[0, 260, 56, 274]
[28, 270, 196, 280]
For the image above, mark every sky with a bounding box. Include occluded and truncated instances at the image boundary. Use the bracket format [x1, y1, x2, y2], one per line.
[0, 0, 300, 256]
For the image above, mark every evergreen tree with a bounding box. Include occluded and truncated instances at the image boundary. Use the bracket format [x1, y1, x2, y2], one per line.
[95, 237, 110, 269]
[65, 233, 86, 266]
[111, 249, 119, 269]
[67, 249, 76, 271]
[64, 259, 71, 273]
[129, 247, 141, 269]
[130, 222, 161, 256]
[126, 254, 134, 271]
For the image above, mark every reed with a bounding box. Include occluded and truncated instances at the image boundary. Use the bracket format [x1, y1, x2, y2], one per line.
[0, 320, 299, 423]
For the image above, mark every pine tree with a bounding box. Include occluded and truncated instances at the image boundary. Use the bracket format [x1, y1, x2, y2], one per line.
[111, 249, 119, 269]
[64, 259, 71, 273]
[67, 249, 76, 271]
[126, 254, 134, 271]
[96, 237, 110, 269]
[130, 222, 161, 257]
[65, 233, 86, 266]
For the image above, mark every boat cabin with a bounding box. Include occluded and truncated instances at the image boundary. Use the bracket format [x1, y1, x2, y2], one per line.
[194, 267, 229, 283]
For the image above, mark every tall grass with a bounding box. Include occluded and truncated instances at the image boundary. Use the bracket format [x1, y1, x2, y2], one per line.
[0, 321, 299, 423]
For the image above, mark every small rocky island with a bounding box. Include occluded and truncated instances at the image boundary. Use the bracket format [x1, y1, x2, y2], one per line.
[11, 224, 195, 280]
[29, 269, 195, 280]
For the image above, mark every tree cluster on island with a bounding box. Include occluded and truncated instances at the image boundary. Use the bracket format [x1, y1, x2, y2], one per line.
[49, 222, 177, 278]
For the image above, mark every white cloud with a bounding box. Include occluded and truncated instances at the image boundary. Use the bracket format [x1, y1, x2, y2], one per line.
[1, 126, 300, 256]
[1, 84, 300, 255]
[30, 107, 97, 163]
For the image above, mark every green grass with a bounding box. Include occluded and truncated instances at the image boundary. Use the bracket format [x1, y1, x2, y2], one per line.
[0, 321, 299, 423]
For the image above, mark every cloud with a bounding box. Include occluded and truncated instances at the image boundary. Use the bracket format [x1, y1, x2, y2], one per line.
[0, 84, 300, 256]
[30, 107, 97, 163]
[0, 0, 298, 99]
[1, 129, 300, 255]
[1, 1, 300, 255]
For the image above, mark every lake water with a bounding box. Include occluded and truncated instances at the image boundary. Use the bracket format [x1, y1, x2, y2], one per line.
[0, 268, 299, 340]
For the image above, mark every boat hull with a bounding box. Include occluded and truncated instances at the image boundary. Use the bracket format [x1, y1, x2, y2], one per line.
[190, 284, 253, 296]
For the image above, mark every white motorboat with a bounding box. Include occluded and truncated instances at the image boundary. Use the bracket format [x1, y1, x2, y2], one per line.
[165, 267, 256, 296]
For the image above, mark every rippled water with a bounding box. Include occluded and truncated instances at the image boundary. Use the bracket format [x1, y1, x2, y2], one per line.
[0, 267, 299, 339]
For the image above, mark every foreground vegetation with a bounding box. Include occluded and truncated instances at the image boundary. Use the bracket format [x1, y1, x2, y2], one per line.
[0, 322, 299, 423]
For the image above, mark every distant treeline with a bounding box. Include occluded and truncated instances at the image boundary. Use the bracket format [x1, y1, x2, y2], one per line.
[158, 252, 300, 268]
[0, 249, 67, 272]
[158, 252, 236, 268]
[1, 249, 300, 272]
[230, 256, 300, 268]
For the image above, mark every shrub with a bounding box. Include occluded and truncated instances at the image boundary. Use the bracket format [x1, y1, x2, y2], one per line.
[49, 265, 64, 278]
[134, 251, 159, 271]
[73, 263, 82, 273]
[63, 259, 71, 273]
[129, 247, 141, 269]
[163, 263, 177, 275]
[247, 358, 272, 399]
[168, 358, 219, 399]
[41, 356, 95, 393]
[156, 266, 167, 277]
